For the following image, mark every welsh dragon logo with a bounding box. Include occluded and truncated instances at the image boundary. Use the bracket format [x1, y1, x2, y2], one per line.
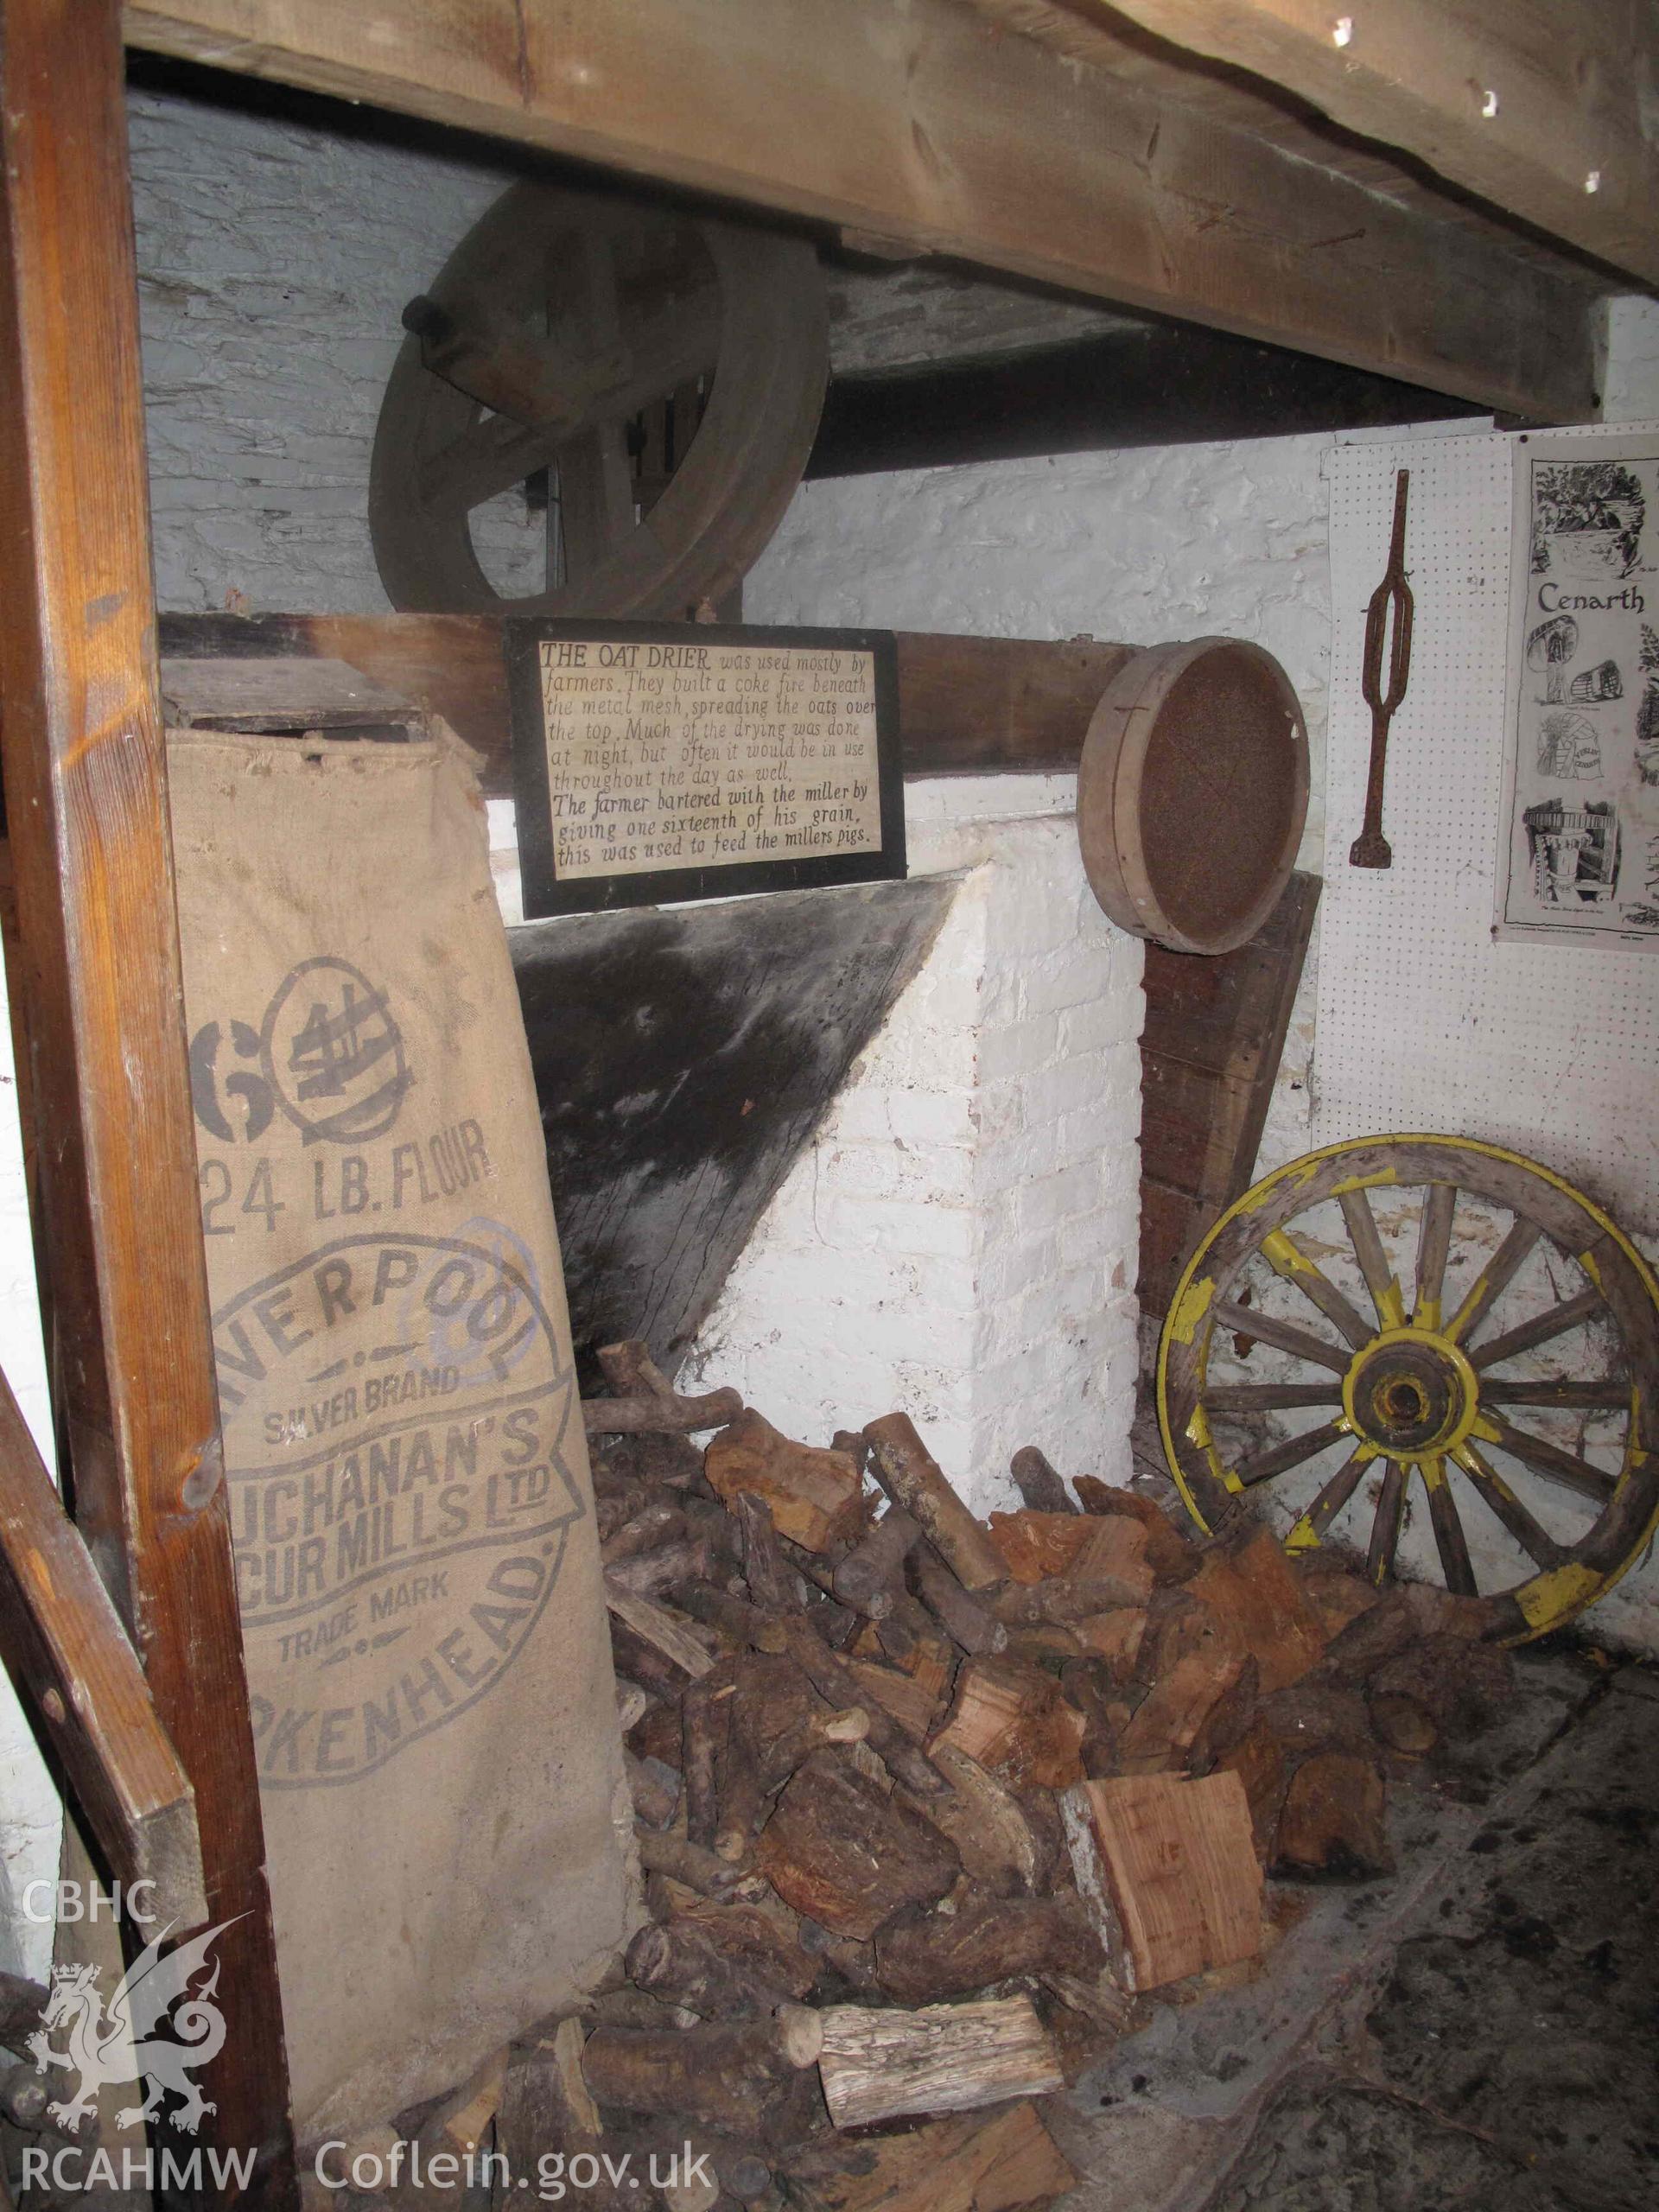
[28, 1920, 237, 2135]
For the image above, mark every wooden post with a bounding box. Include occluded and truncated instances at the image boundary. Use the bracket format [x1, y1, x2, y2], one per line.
[0, 0, 296, 2199]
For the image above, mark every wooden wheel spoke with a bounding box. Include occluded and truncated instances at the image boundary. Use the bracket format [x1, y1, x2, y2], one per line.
[1414, 1182, 1457, 1329]
[1205, 1381, 1344, 1413]
[1338, 1186, 1404, 1327]
[1262, 1230, 1374, 1349]
[1452, 1441, 1568, 1570]
[1292, 1449, 1370, 1547]
[557, 420, 639, 580]
[1446, 1217, 1542, 1344]
[1213, 1300, 1351, 1374]
[1366, 1460, 1408, 1585]
[417, 408, 566, 513]
[1482, 1377, 1630, 1412]
[1421, 1457, 1478, 1596]
[1233, 1417, 1350, 1488]
[1484, 1414, 1616, 1505]
[1470, 1285, 1602, 1370]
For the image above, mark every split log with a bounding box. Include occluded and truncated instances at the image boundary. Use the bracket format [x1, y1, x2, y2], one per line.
[1185, 1523, 1327, 1694]
[847, 1659, 942, 1745]
[1217, 1722, 1288, 1864]
[626, 1750, 681, 1829]
[833, 1507, 923, 1618]
[497, 2022, 607, 2180]
[1002, 1625, 1084, 1664]
[626, 1906, 815, 2018]
[863, 1414, 1006, 1592]
[706, 1412, 867, 1553]
[1368, 1634, 1514, 1742]
[676, 1578, 790, 1654]
[1368, 1691, 1438, 1756]
[1296, 1563, 1378, 1643]
[585, 1384, 744, 1436]
[912, 1744, 1049, 1898]
[781, 1620, 949, 1797]
[615, 1675, 652, 1733]
[718, 1698, 872, 1863]
[1259, 1681, 1375, 1763]
[628, 1697, 683, 1769]
[992, 1573, 1153, 1628]
[0, 1972, 47, 2053]
[816, 1995, 1064, 2129]
[1185, 1655, 1262, 1776]
[634, 1825, 760, 1902]
[784, 2100, 1076, 2212]
[872, 1598, 958, 1700]
[683, 1672, 733, 1850]
[1072, 1477, 1194, 1581]
[588, 1984, 700, 2032]
[596, 1428, 707, 1490]
[1397, 1579, 1494, 1643]
[1071, 1609, 1147, 1680]
[1058, 1659, 1123, 1780]
[1007, 1446, 1077, 1516]
[581, 2019, 808, 2138]
[595, 1478, 658, 1543]
[1116, 1599, 1245, 1774]
[1272, 1751, 1393, 1880]
[605, 1534, 715, 1599]
[756, 1748, 960, 1940]
[1065, 1771, 1262, 1992]
[805, 1925, 886, 2001]
[735, 1491, 801, 1613]
[1313, 1587, 1419, 1685]
[930, 1656, 1086, 1792]
[1039, 1971, 1132, 2041]
[874, 1892, 1102, 2005]
[589, 1339, 744, 1434]
[605, 1580, 719, 1679]
[601, 1500, 687, 1564]
[830, 1430, 872, 1477]
[988, 1511, 1154, 1604]
[1057, 1786, 1135, 1990]
[912, 1546, 1009, 1655]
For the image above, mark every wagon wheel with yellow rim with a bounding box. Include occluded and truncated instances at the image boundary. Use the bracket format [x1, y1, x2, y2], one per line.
[1157, 1135, 1659, 1643]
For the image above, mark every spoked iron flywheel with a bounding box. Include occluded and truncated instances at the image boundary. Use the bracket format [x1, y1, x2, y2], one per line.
[370, 180, 828, 619]
[1158, 1135, 1659, 1642]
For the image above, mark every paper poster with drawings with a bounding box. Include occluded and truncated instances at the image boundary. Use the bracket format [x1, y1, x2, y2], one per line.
[1498, 430, 1659, 944]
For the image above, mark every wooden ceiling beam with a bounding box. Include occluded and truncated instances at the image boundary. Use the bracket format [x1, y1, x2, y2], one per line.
[1071, 0, 1659, 289]
[123, 0, 1606, 421]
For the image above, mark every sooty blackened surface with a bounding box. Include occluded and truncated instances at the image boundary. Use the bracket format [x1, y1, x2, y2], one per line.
[512, 876, 952, 1375]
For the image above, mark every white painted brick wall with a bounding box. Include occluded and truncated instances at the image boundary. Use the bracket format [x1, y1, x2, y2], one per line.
[677, 782, 1144, 1509]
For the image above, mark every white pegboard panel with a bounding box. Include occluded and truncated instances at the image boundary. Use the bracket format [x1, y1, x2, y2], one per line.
[1313, 427, 1659, 1236]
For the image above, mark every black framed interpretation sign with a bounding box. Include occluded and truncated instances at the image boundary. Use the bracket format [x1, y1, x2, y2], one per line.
[505, 619, 906, 918]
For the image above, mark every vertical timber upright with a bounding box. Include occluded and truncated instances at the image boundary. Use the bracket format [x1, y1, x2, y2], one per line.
[0, 0, 296, 2201]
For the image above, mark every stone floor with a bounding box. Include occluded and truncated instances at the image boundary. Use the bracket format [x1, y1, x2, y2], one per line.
[1045, 1646, 1659, 2212]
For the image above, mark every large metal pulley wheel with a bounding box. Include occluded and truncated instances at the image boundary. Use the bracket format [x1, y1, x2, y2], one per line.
[370, 181, 829, 618]
[1158, 1135, 1659, 1641]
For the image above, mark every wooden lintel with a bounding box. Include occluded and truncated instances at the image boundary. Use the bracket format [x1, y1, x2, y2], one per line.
[1083, 0, 1659, 291]
[0, 0, 296, 2196]
[0, 1368, 207, 1928]
[156, 612, 1135, 787]
[123, 0, 1605, 420]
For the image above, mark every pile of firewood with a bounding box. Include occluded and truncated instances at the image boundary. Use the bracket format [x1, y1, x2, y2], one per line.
[351, 1347, 1516, 2212]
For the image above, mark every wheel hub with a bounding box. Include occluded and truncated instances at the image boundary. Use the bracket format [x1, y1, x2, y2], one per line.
[1343, 1326, 1480, 1458]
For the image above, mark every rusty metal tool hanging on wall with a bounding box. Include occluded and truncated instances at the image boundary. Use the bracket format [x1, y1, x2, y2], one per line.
[1350, 467, 1414, 869]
